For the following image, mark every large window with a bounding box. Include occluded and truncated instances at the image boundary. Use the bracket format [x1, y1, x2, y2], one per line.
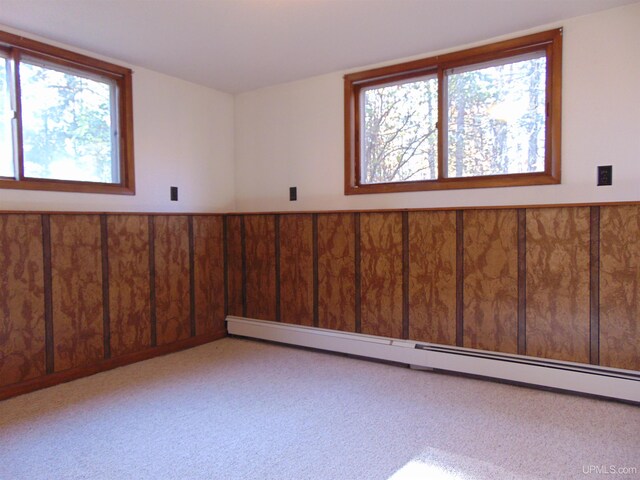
[0, 30, 134, 194]
[344, 29, 562, 194]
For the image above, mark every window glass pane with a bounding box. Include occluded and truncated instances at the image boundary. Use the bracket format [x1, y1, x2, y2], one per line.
[20, 60, 118, 183]
[361, 75, 438, 184]
[0, 56, 14, 178]
[446, 52, 546, 178]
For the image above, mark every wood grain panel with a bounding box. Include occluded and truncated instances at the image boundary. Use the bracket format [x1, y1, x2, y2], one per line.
[600, 205, 640, 370]
[0, 215, 46, 386]
[148, 217, 157, 346]
[154, 216, 190, 346]
[589, 207, 600, 365]
[456, 211, 464, 346]
[42, 215, 53, 373]
[189, 217, 196, 336]
[355, 214, 361, 333]
[50, 215, 103, 372]
[463, 209, 518, 353]
[526, 207, 590, 363]
[402, 212, 409, 339]
[517, 209, 527, 355]
[275, 216, 281, 321]
[279, 214, 313, 326]
[226, 216, 244, 317]
[317, 213, 356, 332]
[193, 216, 225, 336]
[101, 216, 110, 359]
[360, 212, 403, 338]
[312, 215, 319, 327]
[244, 215, 276, 321]
[107, 215, 151, 358]
[408, 211, 457, 346]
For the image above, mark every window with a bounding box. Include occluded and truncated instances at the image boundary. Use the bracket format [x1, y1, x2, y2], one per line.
[344, 29, 562, 194]
[0, 30, 134, 194]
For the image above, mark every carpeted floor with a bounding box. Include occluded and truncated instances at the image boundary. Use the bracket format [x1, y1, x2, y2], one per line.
[0, 337, 638, 480]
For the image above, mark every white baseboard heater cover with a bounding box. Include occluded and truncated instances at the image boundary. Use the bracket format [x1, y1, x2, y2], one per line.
[226, 316, 640, 403]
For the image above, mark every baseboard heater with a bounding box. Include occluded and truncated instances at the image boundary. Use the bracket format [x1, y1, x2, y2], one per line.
[226, 316, 640, 403]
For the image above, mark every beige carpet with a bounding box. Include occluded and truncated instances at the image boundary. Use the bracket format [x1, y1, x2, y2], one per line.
[0, 338, 638, 480]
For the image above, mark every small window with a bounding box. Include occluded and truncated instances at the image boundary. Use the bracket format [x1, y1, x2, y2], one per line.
[345, 29, 562, 194]
[0, 31, 135, 194]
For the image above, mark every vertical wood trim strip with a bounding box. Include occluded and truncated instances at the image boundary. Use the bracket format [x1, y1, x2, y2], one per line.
[590, 206, 600, 365]
[354, 213, 362, 334]
[312, 214, 319, 328]
[42, 214, 54, 375]
[148, 216, 157, 347]
[188, 216, 196, 337]
[517, 209, 527, 355]
[223, 215, 229, 317]
[456, 210, 464, 347]
[275, 215, 281, 322]
[100, 215, 111, 359]
[402, 211, 409, 340]
[241, 216, 247, 317]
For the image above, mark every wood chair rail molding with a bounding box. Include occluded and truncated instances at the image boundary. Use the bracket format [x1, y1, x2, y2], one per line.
[1, 199, 639, 216]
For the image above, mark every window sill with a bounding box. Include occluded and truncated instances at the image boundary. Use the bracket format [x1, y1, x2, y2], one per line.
[345, 172, 561, 195]
[0, 178, 135, 195]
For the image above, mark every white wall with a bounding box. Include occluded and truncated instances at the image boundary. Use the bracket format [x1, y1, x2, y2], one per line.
[234, 3, 640, 212]
[0, 26, 236, 213]
[3, 4, 639, 214]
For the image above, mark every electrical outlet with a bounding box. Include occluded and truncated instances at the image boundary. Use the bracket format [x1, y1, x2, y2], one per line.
[289, 186, 297, 201]
[597, 166, 612, 186]
[170, 186, 178, 201]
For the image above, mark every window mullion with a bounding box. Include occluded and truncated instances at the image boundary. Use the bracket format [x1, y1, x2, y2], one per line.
[437, 66, 445, 181]
[10, 48, 25, 181]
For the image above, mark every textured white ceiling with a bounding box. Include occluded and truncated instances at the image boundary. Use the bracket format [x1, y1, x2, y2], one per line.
[0, 0, 636, 93]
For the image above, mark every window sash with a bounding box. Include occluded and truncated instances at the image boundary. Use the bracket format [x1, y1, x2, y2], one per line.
[359, 73, 439, 185]
[443, 50, 548, 179]
[0, 52, 16, 179]
[18, 57, 121, 184]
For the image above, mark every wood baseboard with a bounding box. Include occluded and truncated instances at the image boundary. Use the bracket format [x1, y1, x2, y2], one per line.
[0, 330, 227, 402]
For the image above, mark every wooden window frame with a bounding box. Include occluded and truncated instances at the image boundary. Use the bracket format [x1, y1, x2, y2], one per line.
[344, 29, 562, 195]
[0, 30, 135, 195]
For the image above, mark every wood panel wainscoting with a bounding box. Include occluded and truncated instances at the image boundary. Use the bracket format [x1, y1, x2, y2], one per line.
[222, 203, 640, 374]
[1, 203, 639, 400]
[0, 213, 226, 400]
